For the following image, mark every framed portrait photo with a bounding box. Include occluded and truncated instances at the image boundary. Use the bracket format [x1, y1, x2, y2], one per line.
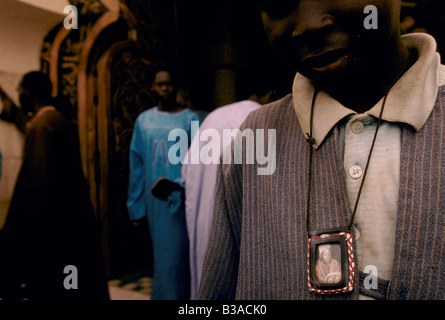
[307, 229, 355, 294]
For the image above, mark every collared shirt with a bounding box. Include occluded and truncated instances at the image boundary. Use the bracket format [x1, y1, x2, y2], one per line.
[291, 33, 445, 298]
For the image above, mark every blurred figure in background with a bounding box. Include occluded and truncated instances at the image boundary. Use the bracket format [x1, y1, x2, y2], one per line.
[127, 68, 199, 300]
[0, 71, 109, 300]
[182, 81, 279, 299]
[176, 84, 209, 124]
[0, 86, 25, 232]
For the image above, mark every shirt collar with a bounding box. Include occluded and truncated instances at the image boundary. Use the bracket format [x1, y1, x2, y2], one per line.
[292, 33, 441, 149]
[27, 105, 56, 130]
[33, 105, 56, 119]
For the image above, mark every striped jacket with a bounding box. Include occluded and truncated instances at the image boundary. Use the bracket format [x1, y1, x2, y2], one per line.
[199, 88, 445, 300]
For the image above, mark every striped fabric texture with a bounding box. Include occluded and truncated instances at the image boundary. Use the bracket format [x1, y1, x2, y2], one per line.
[198, 88, 445, 300]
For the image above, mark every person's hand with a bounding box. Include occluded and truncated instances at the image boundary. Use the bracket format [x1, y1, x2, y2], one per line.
[151, 177, 184, 201]
[132, 220, 142, 227]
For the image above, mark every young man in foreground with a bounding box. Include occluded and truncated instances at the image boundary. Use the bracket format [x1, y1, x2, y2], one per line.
[199, 0, 445, 300]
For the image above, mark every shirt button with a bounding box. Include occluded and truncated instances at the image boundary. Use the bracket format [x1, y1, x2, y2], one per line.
[349, 165, 363, 179]
[351, 121, 364, 134]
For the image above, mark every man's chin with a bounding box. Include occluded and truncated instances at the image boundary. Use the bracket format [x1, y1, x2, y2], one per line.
[159, 95, 173, 103]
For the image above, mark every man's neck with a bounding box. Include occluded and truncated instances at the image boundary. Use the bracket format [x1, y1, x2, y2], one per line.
[32, 101, 49, 116]
[157, 101, 183, 113]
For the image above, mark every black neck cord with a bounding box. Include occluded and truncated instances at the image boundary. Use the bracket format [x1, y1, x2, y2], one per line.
[305, 52, 413, 234]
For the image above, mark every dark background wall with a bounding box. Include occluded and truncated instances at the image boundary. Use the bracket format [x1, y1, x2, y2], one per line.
[122, 0, 295, 111]
[175, 0, 295, 109]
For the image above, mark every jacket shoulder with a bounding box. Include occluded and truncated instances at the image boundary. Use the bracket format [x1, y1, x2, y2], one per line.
[240, 94, 294, 130]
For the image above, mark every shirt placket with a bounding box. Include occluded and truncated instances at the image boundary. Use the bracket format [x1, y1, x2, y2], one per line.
[343, 114, 377, 212]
